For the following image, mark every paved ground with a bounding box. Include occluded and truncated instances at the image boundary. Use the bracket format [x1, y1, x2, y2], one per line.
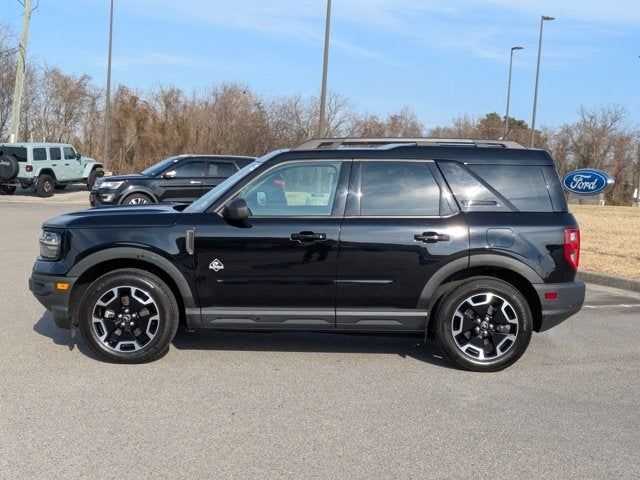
[1, 201, 639, 479]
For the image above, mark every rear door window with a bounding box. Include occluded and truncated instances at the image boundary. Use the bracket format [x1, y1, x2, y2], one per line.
[358, 161, 446, 216]
[49, 148, 62, 161]
[33, 148, 47, 161]
[208, 162, 237, 177]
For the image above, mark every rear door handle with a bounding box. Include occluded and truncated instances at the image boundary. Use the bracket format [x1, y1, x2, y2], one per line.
[190, 180, 202, 185]
[290, 231, 327, 242]
[414, 231, 450, 243]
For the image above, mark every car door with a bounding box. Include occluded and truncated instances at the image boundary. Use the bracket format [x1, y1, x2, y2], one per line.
[336, 159, 469, 331]
[202, 159, 237, 195]
[156, 159, 204, 203]
[48, 147, 70, 182]
[193, 159, 350, 329]
[63, 146, 83, 180]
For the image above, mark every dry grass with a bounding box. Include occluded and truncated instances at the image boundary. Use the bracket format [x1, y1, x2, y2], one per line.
[570, 205, 640, 279]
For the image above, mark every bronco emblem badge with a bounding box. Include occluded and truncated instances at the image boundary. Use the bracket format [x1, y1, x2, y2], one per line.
[209, 259, 224, 272]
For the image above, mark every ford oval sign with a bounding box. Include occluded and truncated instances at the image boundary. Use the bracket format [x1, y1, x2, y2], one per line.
[562, 168, 614, 196]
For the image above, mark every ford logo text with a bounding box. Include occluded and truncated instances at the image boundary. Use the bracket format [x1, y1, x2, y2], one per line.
[562, 169, 614, 196]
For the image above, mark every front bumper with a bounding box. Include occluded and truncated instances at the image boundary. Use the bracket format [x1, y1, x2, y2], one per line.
[89, 189, 119, 206]
[533, 279, 586, 332]
[29, 272, 77, 329]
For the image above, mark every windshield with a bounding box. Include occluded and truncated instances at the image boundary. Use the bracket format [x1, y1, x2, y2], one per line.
[185, 161, 261, 213]
[141, 156, 182, 177]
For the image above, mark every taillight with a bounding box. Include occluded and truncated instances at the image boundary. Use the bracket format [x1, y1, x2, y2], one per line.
[564, 227, 580, 270]
[26, 165, 33, 172]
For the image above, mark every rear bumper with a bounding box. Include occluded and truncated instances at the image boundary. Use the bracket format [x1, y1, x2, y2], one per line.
[533, 279, 585, 332]
[29, 272, 77, 329]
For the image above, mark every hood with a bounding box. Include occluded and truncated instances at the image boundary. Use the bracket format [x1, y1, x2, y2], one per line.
[42, 203, 191, 230]
[97, 173, 148, 182]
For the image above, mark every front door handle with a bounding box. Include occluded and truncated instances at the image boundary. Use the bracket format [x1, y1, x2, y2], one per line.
[414, 231, 450, 243]
[290, 231, 327, 242]
[190, 180, 202, 185]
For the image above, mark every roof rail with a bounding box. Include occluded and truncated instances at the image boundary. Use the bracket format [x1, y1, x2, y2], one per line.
[292, 137, 525, 151]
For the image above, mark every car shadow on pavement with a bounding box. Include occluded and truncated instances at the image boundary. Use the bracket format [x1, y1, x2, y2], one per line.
[173, 329, 455, 369]
[33, 312, 100, 360]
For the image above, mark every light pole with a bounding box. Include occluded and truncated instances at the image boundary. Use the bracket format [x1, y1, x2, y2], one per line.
[504, 46, 523, 138]
[102, 0, 114, 168]
[317, 0, 332, 138]
[530, 15, 554, 147]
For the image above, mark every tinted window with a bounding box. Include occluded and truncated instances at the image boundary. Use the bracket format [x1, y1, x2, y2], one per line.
[240, 162, 341, 216]
[208, 162, 236, 177]
[438, 161, 510, 212]
[360, 161, 441, 216]
[63, 147, 76, 159]
[49, 148, 61, 161]
[33, 148, 47, 161]
[0, 147, 27, 162]
[470, 165, 553, 212]
[169, 161, 204, 178]
[142, 156, 182, 177]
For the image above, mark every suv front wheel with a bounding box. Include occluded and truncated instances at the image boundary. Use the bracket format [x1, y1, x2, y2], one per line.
[77, 269, 180, 363]
[435, 277, 532, 372]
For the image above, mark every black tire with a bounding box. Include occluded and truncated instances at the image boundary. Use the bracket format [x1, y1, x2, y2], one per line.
[0, 184, 16, 195]
[54, 184, 67, 191]
[434, 277, 532, 372]
[86, 169, 103, 190]
[123, 192, 154, 205]
[77, 269, 180, 363]
[36, 174, 55, 198]
[0, 154, 19, 181]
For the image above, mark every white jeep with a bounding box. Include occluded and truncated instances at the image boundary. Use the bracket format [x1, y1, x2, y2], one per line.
[0, 143, 103, 197]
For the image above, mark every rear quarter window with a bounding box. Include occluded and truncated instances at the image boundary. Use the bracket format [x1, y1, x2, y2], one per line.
[469, 165, 554, 212]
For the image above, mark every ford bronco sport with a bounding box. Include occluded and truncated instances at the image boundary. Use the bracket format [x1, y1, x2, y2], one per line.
[0, 143, 103, 197]
[29, 138, 585, 371]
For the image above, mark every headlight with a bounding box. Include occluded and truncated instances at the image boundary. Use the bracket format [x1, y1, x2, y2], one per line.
[97, 180, 123, 189]
[39, 231, 61, 260]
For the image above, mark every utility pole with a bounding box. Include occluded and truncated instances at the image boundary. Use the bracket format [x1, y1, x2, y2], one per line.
[530, 15, 555, 148]
[9, 0, 32, 143]
[317, 0, 332, 138]
[102, 0, 114, 168]
[504, 46, 523, 138]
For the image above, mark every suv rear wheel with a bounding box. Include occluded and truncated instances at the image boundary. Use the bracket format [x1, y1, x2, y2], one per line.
[435, 277, 532, 372]
[36, 174, 55, 198]
[77, 269, 180, 363]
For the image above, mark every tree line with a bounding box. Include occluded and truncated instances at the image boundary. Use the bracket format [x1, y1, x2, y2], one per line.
[1, 25, 638, 204]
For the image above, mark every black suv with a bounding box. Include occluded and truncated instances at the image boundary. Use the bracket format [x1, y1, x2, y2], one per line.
[30, 138, 585, 371]
[90, 154, 254, 206]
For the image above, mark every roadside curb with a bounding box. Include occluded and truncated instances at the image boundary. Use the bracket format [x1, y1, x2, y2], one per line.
[579, 270, 640, 293]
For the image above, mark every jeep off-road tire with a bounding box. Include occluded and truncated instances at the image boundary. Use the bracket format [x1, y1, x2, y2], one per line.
[86, 169, 103, 190]
[77, 269, 180, 363]
[36, 174, 55, 198]
[0, 154, 19, 181]
[434, 276, 532, 372]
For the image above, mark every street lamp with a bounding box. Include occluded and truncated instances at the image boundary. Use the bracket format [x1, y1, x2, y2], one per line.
[317, 0, 332, 138]
[102, 0, 114, 169]
[530, 15, 555, 147]
[504, 46, 523, 138]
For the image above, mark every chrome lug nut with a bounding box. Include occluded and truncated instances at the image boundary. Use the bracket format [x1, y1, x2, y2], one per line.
[474, 326, 481, 333]
[129, 321, 135, 327]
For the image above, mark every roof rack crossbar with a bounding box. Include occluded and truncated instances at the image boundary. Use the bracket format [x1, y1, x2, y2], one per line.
[292, 138, 525, 150]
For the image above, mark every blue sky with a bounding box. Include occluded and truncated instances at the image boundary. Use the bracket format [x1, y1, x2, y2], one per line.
[5, 0, 640, 128]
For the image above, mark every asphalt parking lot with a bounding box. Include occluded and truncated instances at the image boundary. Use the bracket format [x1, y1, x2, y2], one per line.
[1, 199, 639, 479]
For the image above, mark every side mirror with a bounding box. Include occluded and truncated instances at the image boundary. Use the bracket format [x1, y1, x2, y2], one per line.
[163, 170, 177, 179]
[222, 198, 250, 222]
[76, 153, 82, 160]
